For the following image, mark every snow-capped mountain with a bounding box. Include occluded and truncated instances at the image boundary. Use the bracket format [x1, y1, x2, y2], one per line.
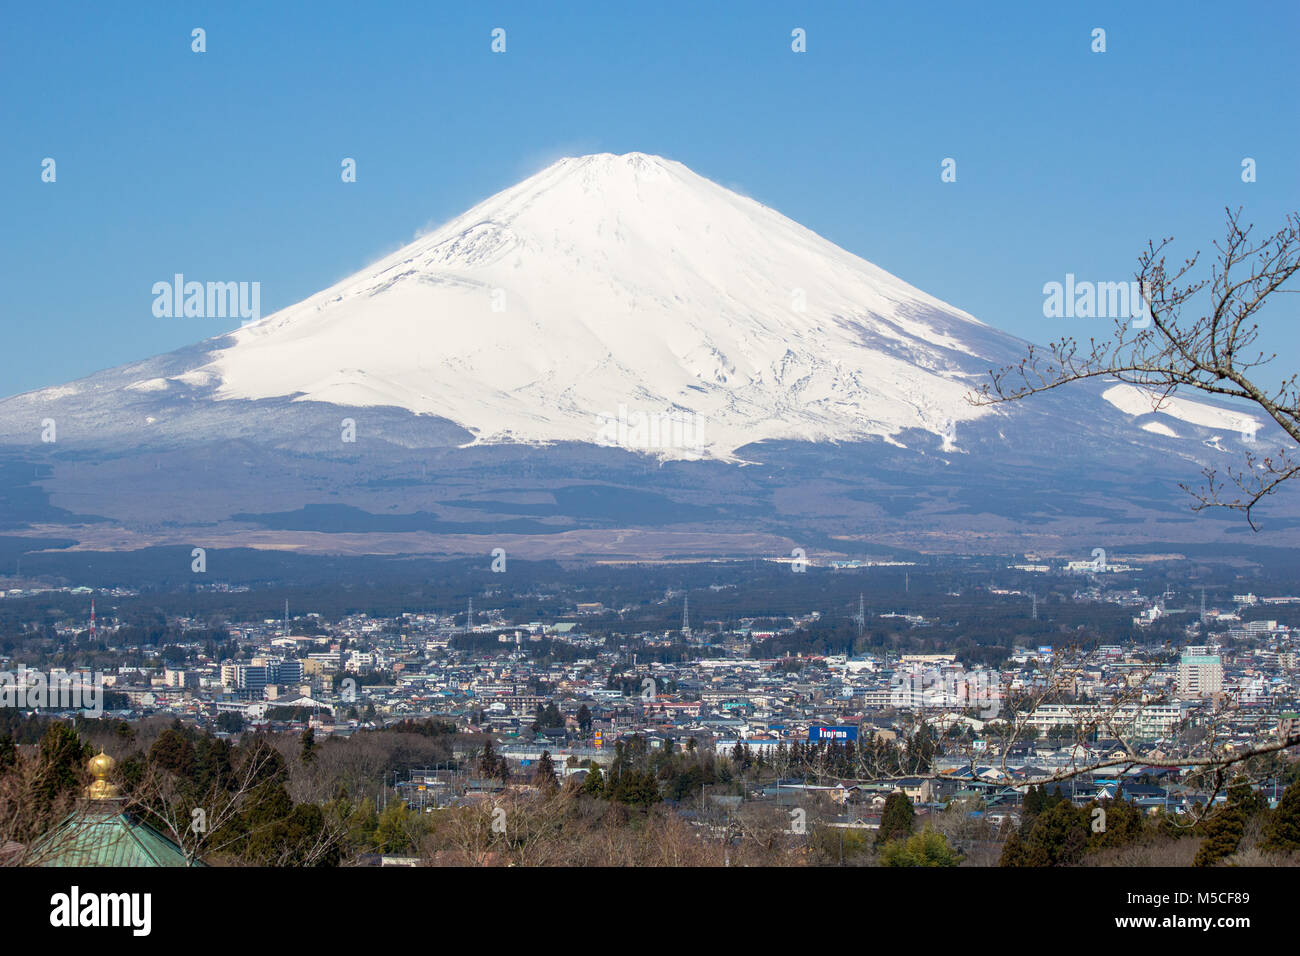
[0, 152, 1287, 555]
[1, 151, 1263, 459]
[122, 152, 1024, 460]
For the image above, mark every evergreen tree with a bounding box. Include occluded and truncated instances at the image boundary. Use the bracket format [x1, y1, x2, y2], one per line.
[240, 735, 289, 789]
[1261, 780, 1300, 854]
[1022, 784, 1044, 821]
[1194, 803, 1246, 867]
[877, 791, 916, 847]
[576, 704, 592, 734]
[300, 727, 317, 765]
[612, 769, 661, 808]
[148, 726, 196, 778]
[998, 830, 1028, 866]
[1086, 796, 1145, 850]
[275, 803, 341, 867]
[38, 723, 90, 806]
[478, 738, 499, 779]
[534, 750, 558, 793]
[580, 763, 605, 797]
[540, 701, 563, 728]
[1193, 781, 1259, 867]
[215, 711, 245, 734]
[375, 801, 415, 854]
[1022, 799, 1090, 866]
[193, 734, 235, 794]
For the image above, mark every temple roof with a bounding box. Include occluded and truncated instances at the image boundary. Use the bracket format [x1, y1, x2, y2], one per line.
[37, 805, 200, 867]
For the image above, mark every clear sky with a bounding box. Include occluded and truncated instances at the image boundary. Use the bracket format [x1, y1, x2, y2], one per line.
[2, 1, 1297, 397]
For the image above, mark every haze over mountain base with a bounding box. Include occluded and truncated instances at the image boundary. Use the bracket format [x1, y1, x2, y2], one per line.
[3, 409, 1295, 561]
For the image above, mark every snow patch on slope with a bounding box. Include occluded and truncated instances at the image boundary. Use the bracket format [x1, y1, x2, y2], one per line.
[126, 378, 170, 392]
[1141, 420, 1178, 438]
[1102, 383, 1260, 439]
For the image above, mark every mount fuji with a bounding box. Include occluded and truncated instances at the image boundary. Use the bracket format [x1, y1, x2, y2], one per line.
[0, 153, 1290, 559]
[198, 152, 1019, 460]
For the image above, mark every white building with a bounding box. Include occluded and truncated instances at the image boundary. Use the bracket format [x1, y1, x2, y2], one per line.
[1177, 654, 1223, 699]
[1022, 702, 1184, 737]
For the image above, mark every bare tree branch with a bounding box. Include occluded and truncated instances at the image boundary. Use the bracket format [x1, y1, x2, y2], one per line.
[971, 207, 1300, 528]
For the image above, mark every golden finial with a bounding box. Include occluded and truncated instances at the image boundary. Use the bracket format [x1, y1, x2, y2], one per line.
[84, 750, 120, 800]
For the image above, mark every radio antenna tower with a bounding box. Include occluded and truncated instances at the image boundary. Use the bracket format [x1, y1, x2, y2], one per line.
[466, 596, 474, 634]
[1031, 592, 1039, 621]
[284, 599, 289, 638]
[681, 593, 691, 638]
[857, 593, 866, 637]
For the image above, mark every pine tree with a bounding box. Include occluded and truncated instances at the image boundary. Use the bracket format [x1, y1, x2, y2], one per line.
[1193, 781, 1260, 867]
[148, 726, 196, 778]
[299, 727, 317, 765]
[1261, 780, 1300, 854]
[542, 701, 563, 728]
[1022, 799, 1089, 866]
[1087, 797, 1144, 850]
[38, 723, 90, 806]
[999, 830, 1028, 866]
[877, 791, 916, 847]
[1194, 802, 1246, 867]
[581, 763, 605, 797]
[534, 750, 558, 793]
[615, 769, 661, 808]
[1023, 783, 1044, 820]
[478, 738, 499, 779]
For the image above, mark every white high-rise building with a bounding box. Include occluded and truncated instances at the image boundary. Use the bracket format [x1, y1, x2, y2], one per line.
[1177, 653, 1222, 699]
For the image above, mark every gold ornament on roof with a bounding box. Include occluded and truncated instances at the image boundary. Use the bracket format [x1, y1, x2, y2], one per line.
[84, 750, 120, 800]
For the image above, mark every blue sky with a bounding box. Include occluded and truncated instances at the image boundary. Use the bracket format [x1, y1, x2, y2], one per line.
[2, 1, 1297, 397]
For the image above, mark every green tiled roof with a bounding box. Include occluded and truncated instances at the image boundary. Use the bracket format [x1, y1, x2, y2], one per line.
[37, 805, 202, 867]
